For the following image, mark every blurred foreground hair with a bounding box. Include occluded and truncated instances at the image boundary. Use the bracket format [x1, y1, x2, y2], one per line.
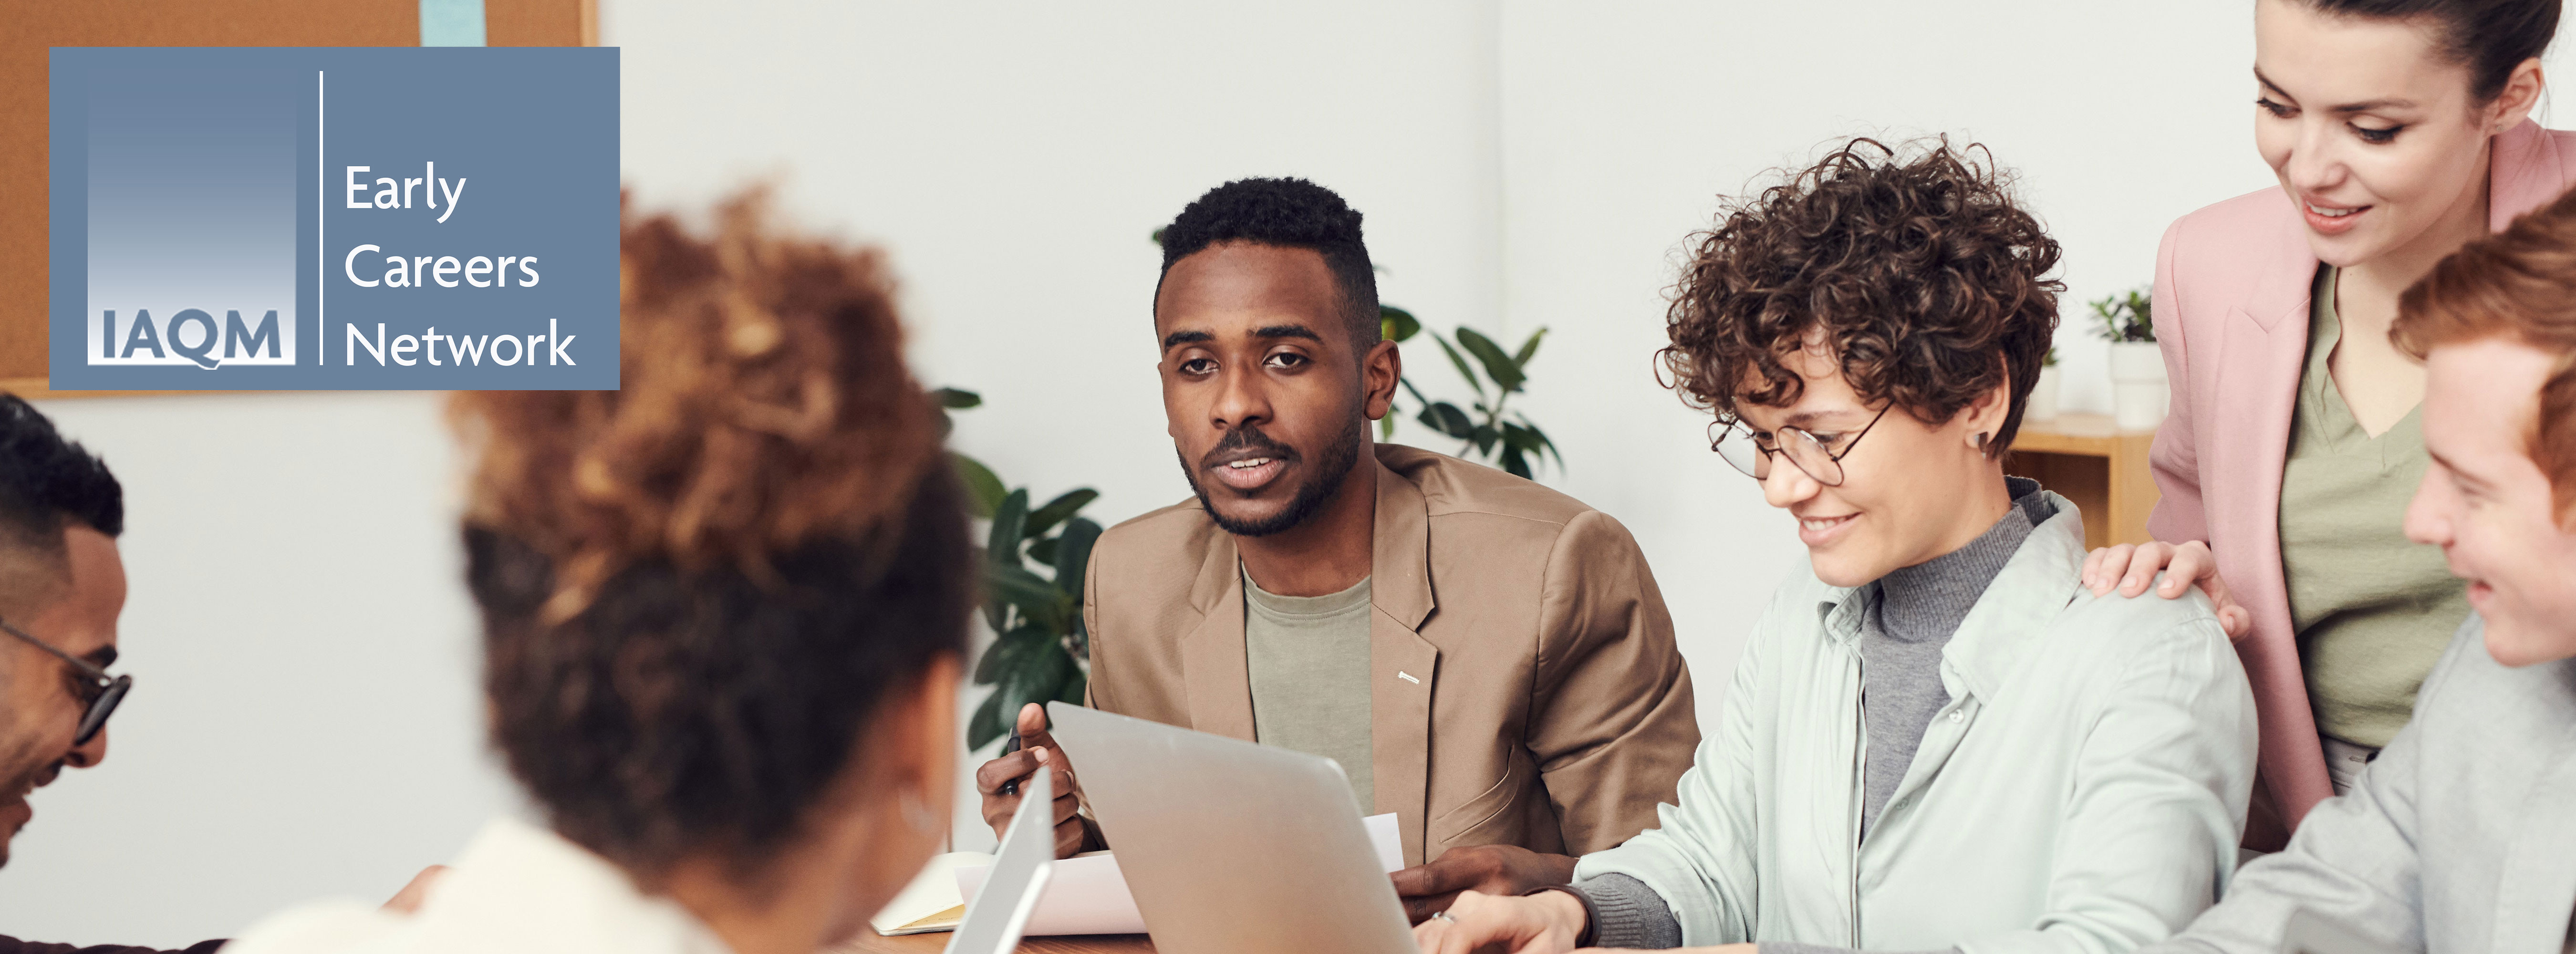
[452, 188, 971, 880]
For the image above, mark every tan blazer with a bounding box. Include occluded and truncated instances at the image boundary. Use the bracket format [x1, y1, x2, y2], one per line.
[1081, 444, 1699, 866]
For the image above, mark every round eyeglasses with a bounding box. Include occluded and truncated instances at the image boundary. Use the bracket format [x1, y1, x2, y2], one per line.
[0, 618, 130, 747]
[1707, 405, 1891, 487]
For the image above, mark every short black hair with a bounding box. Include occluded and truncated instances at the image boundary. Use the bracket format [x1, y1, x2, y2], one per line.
[0, 395, 124, 553]
[1156, 177, 1381, 350]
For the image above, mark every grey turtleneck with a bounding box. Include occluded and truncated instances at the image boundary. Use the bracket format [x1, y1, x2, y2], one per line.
[1856, 482, 2044, 840]
[1574, 479, 2049, 953]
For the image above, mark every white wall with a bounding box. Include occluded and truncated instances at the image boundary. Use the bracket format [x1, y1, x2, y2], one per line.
[11, 2, 2569, 944]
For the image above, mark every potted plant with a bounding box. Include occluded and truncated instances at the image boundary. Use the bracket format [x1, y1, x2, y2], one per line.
[936, 387, 1100, 751]
[1377, 307, 1562, 479]
[2092, 287, 2166, 431]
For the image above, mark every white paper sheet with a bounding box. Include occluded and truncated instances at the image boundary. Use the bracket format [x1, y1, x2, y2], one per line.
[865, 851, 983, 935]
[954, 812, 1405, 936]
[1363, 812, 1402, 874]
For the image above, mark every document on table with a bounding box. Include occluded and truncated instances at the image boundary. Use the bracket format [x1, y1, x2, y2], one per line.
[864, 851, 984, 935]
[941, 812, 1406, 936]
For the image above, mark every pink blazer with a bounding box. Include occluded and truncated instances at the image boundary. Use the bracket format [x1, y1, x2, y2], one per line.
[2147, 119, 2576, 830]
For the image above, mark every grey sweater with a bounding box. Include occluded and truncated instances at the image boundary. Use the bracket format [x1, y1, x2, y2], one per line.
[1576, 480, 2047, 952]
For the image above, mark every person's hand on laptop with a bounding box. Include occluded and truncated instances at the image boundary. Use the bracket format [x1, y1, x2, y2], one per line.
[1411, 888, 1585, 954]
[975, 702, 1091, 858]
[1391, 844, 1579, 923]
[1414, 889, 1759, 954]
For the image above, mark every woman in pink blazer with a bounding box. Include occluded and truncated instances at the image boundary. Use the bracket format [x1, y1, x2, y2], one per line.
[2084, 0, 2568, 847]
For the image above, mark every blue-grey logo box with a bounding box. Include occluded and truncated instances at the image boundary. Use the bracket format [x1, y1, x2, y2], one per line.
[49, 47, 618, 390]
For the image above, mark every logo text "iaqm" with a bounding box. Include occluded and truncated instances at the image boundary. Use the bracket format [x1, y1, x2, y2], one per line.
[92, 308, 291, 370]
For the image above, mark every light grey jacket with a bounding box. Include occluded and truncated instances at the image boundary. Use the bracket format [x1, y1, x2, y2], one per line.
[1574, 491, 2258, 953]
[2142, 614, 2576, 954]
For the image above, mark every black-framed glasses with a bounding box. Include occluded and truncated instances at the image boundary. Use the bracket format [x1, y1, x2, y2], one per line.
[0, 618, 129, 747]
[1708, 405, 1892, 487]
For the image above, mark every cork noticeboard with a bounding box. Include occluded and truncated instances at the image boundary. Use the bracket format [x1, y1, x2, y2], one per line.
[0, 0, 595, 398]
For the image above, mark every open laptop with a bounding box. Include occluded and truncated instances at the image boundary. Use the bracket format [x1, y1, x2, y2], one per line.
[1045, 701, 1415, 953]
[945, 767, 1056, 954]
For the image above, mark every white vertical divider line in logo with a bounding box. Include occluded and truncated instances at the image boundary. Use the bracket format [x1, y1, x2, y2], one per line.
[316, 70, 325, 366]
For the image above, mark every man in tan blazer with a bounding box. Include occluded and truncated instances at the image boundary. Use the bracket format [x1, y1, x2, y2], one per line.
[975, 176, 1697, 921]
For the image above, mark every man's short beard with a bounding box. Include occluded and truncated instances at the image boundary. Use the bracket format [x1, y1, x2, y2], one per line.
[0, 721, 52, 871]
[1182, 403, 1368, 539]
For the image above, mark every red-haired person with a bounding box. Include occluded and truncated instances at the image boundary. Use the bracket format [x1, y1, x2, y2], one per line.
[2085, 0, 2568, 845]
[225, 193, 975, 954]
[2139, 158, 2576, 954]
[1416, 139, 2256, 954]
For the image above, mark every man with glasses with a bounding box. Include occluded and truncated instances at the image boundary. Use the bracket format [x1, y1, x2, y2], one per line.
[1418, 139, 2259, 954]
[0, 394, 201, 954]
[0, 399, 442, 954]
[0, 395, 128, 870]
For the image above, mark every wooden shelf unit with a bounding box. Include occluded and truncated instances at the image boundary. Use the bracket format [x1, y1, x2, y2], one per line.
[2005, 412, 2160, 550]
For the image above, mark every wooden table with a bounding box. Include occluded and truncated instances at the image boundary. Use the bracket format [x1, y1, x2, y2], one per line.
[2005, 412, 2161, 550]
[838, 931, 1154, 954]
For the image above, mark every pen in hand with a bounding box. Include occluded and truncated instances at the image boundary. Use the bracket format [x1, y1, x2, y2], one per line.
[999, 732, 1024, 796]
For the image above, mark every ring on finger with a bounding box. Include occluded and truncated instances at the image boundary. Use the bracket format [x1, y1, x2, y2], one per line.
[1431, 911, 1456, 924]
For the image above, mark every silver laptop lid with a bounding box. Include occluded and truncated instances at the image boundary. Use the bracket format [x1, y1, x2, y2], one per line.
[1046, 701, 1413, 954]
[945, 766, 1055, 954]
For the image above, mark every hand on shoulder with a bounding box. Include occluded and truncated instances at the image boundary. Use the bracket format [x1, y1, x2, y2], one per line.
[2080, 540, 2251, 640]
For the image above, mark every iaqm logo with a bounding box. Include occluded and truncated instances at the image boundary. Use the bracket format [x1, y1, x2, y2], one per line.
[89, 310, 292, 370]
[50, 47, 617, 390]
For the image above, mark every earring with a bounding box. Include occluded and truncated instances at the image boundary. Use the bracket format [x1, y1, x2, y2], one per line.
[1971, 431, 1989, 450]
[899, 790, 938, 834]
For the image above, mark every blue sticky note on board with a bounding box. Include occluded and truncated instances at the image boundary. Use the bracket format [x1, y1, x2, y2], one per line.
[419, 0, 488, 47]
[48, 47, 619, 390]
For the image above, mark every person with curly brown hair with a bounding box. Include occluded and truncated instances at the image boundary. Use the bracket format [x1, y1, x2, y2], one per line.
[972, 177, 1700, 923]
[1415, 140, 2259, 954]
[220, 192, 976, 954]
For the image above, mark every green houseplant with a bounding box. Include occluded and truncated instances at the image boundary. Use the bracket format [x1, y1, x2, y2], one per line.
[937, 387, 1100, 750]
[2090, 287, 2155, 343]
[2091, 285, 2168, 431]
[1378, 307, 1563, 480]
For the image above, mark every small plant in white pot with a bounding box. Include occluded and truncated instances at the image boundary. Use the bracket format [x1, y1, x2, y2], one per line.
[2093, 287, 2166, 430]
[2026, 346, 2061, 422]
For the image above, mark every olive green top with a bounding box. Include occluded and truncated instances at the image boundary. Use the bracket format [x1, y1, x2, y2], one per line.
[2278, 265, 2472, 749]
[1242, 567, 1374, 810]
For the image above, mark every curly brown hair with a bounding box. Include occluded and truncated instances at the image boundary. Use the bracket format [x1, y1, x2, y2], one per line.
[449, 189, 971, 880]
[1660, 137, 2063, 457]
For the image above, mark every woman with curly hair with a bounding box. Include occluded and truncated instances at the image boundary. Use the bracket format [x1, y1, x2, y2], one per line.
[223, 192, 975, 954]
[1416, 139, 2258, 954]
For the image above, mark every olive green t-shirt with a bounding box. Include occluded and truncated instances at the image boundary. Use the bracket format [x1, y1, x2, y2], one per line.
[1242, 567, 1374, 811]
[2278, 265, 2473, 749]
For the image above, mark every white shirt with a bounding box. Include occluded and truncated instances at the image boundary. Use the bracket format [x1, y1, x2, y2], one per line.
[225, 817, 734, 954]
[1576, 491, 2259, 953]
